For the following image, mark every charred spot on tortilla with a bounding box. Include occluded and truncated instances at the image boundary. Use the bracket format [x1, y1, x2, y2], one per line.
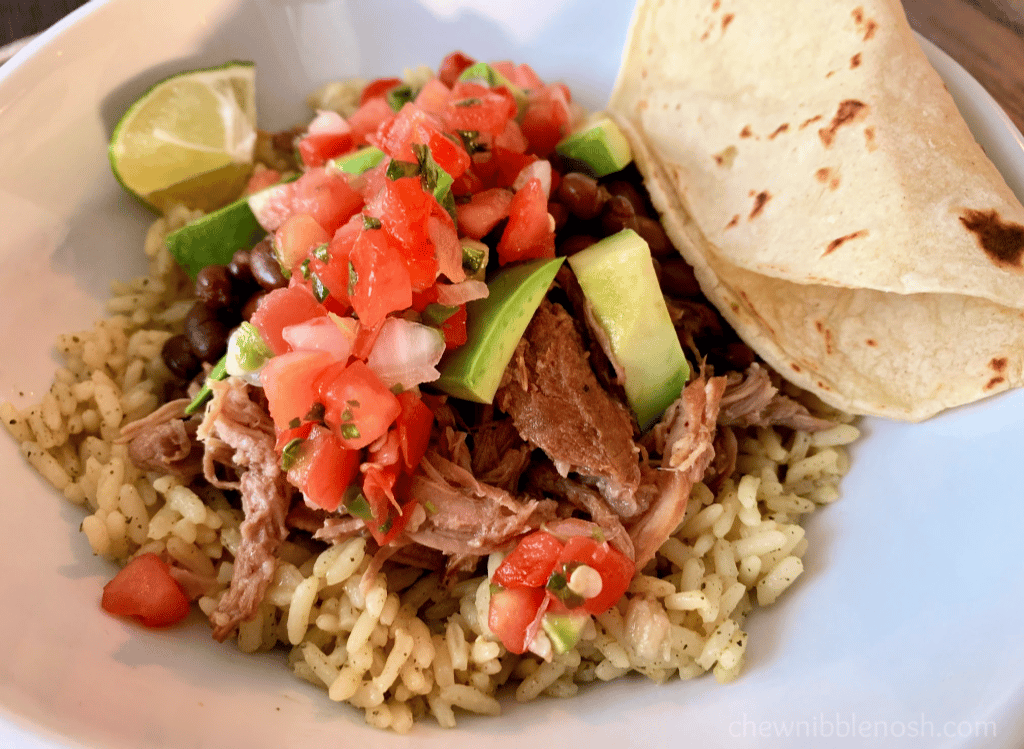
[823, 229, 869, 256]
[712, 0, 720, 10]
[791, 363, 802, 373]
[739, 125, 754, 139]
[799, 114, 823, 130]
[990, 357, 1008, 372]
[958, 209, 1024, 268]
[749, 190, 771, 219]
[725, 214, 740, 229]
[850, 53, 862, 69]
[713, 145, 738, 167]
[818, 100, 868, 148]
[851, 7, 878, 41]
[864, 126, 877, 151]
[814, 320, 836, 355]
[721, 13, 734, 31]
[769, 123, 790, 139]
[865, 339, 878, 347]
[987, 376, 1006, 390]
[815, 167, 841, 190]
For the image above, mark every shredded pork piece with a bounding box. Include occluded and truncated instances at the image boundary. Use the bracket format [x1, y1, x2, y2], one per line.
[719, 363, 834, 431]
[495, 300, 643, 515]
[118, 398, 204, 480]
[628, 375, 726, 568]
[197, 379, 293, 641]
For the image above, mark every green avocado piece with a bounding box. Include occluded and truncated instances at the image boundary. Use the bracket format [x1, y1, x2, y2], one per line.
[458, 62, 529, 113]
[328, 145, 385, 176]
[541, 612, 590, 654]
[568, 229, 689, 429]
[555, 117, 633, 178]
[434, 257, 565, 403]
[164, 194, 265, 280]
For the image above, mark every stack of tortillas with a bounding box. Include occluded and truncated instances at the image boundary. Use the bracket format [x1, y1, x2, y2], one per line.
[607, 0, 1024, 420]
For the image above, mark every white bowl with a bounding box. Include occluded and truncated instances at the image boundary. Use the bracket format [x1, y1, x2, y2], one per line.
[1, 2, 1024, 747]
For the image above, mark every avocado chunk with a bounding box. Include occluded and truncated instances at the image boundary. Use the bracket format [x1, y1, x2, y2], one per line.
[568, 229, 688, 429]
[555, 117, 633, 178]
[458, 62, 528, 113]
[165, 194, 265, 280]
[541, 611, 590, 654]
[434, 257, 565, 403]
[328, 145, 385, 176]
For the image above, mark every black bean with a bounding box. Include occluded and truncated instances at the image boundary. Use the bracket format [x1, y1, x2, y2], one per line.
[195, 264, 234, 309]
[635, 216, 674, 257]
[250, 238, 288, 290]
[228, 249, 255, 286]
[556, 172, 608, 220]
[604, 180, 650, 217]
[558, 234, 599, 257]
[187, 318, 230, 361]
[161, 334, 201, 380]
[184, 300, 216, 333]
[659, 258, 703, 297]
[242, 290, 267, 322]
[548, 201, 569, 231]
[600, 194, 639, 236]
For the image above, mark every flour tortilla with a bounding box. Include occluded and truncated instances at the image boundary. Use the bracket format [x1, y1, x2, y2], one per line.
[607, 0, 1024, 420]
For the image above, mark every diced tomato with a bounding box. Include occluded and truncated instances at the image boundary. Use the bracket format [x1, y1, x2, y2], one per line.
[456, 187, 513, 240]
[496, 177, 555, 264]
[360, 77, 403, 105]
[299, 131, 354, 169]
[291, 168, 364, 235]
[492, 147, 538, 188]
[493, 531, 564, 588]
[245, 168, 281, 195]
[365, 176, 438, 290]
[410, 285, 439, 313]
[281, 315, 356, 360]
[275, 213, 331, 274]
[315, 359, 402, 450]
[363, 462, 399, 521]
[373, 498, 418, 546]
[494, 119, 529, 153]
[260, 350, 334, 430]
[274, 420, 314, 452]
[556, 536, 635, 615]
[439, 304, 468, 348]
[438, 51, 476, 88]
[414, 78, 452, 118]
[395, 391, 434, 473]
[372, 103, 470, 178]
[451, 166, 484, 197]
[251, 284, 328, 355]
[428, 214, 463, 283]
[101, 553, 191, 628]
[289, 427, 360, 512]
[519, 83, 572, 157]
[348, 97, 395, 145]
[349, 225, 413, 327]
[488, 586, 546, 655]
[351, 318, 385, 360]
[510, 63, 545, 91]
[444, 82, 516, 136]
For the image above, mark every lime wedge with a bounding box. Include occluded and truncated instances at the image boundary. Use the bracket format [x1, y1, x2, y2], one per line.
[109, 61, 257, 212]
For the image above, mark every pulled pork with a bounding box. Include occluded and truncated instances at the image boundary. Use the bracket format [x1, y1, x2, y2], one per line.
[495, 300, 643, 516]
[197, 379, 293, 641]
[719, 363, 834, 432]
[119, 399, 203, 480]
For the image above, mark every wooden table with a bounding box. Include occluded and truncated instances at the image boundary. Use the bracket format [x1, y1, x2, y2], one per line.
[2, 0, 1023, 133]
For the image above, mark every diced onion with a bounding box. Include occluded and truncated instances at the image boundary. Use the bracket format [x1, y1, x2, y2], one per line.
[307, 110, 352, 136]
[435, 279, 488, 307]
[281, 315, 356, 360]
[366, 318, 445, 390]
[513, 160, 552, 199]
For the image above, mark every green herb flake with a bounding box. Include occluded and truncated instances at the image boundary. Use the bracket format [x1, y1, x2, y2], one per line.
[348, 260, 358, 298]
[341, 408, 354, 422]
[424, 500, 439, 515]
[456, 129, 485, 155]
[288, 418, 301, 429]
[411, 143, 457, 223]
[344, 486, 374, 521]
[312, 242, 330, 262]
[341, 423, 361, 440]
[184, 355, 228, 415]
[346, 399, 360, 407]
[461, 244, 486, 273]
[279, 438, 304, 471]
[546, 567, 585, 609]
[300, 257, 312, 280]
[453, 97, 482, 107]
[378, 517, 394, 535]
[386, 158, 420, 181]
[311, 272, 330, 303]
[304, 402, 326, 424]
[422, 302, 459, 327]
[362, 214, 382, 230]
